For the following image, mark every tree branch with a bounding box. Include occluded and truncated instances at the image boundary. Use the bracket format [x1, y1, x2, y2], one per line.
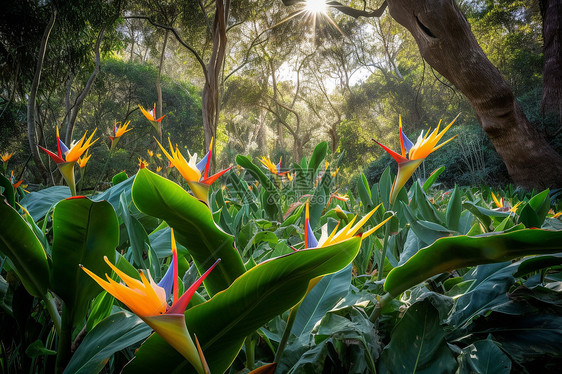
[125, 15, 208, 81]
[65, 24, 107, 144]
[28, 7, 56, 181]
[282, 0, 387, 18]
[327, 0, 387, 18]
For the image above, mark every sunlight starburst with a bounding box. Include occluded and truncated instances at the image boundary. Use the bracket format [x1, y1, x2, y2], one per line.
[304, 0, 327, 14]
[273, 0, 344, 40]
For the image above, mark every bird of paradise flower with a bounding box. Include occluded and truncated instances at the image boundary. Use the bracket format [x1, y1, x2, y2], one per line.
[259, 156, 289, 176]
[373, 115, 458, 204]
[303, 199, 392, 250]
[109, 120, 132, 151]
[491, 192, 522, 214]
[39, 127, 98, 196]
[81, 229, 219, 374]
[139, 104, 167, 138]
[157, 138, 231, 205]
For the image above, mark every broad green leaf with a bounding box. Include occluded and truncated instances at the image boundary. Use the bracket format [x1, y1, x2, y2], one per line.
[463, 201, 508, 230]
[379, 300, 456, 374]
[384, 229, 562, 297]
[397, 229, 423, 266]
[92, 175, 134, 212]
[20, 186, 71, 221]
[514, 254, 562, 277]
[457, 338, 511, 374]
[85, 290, 114, 332]
[124, 237, 363, 374]
[0, 201, 49, 297]
[236, 155, 281, 220]
[378, 167, 392, 210]
[291, 264, 352, 337]
[287, 307, 378, 374]
[493, 216, 513, 232]
[25, 340, 56, 358]
[357, 173, 373, 210]
[111, 171, 129, 186]
[227, 171, 259, 212]
[446, 262, 515, 327]
[21, 208, 50, 253]
[422, 165, 445, 192]
[401, 202, 452, 245]
[281, 203, 304, 227]
[518, 202, 540, 228]
[527, 189, 550, 225]
[308, 186, 327, 229]
[468, 311, 562, 367]
[64, 311, 152, 374]
[131, 168, 245, 296]
[50, 197, 119, 323]
[412, 181, 441, 223]
[307, 141, 327, 176]
[119, 193, 149, 268]
[446, 185, 462, 231]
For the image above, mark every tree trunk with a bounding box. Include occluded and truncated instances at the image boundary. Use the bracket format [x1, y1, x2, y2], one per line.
[202, 0, 229, 166]
[156, 29, 169, 141]
[28, 8, 56, 182]
[387, 0, 562, 188]
[65, 26, 106, 145]
[277, 120, 284, 148]
[293, 137, 302, 161]
[539, 0, 562, 120]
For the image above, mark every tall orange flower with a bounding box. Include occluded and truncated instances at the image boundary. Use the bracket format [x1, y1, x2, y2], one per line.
[373, 115, 458, 203]
[157, 138, 231, 205]
[139, 104, 167, 136]
[82, 229, 219, 374]
[39, 127, 98, 196]
[259, 156, 288, 176]
[109, 120, 132, 150]
[1, 152, 14, 163]
[303, 199, 391, 249]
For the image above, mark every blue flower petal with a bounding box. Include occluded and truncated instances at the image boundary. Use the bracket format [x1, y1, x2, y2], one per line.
[306, 223, 318, 249]
[58, 139, 70, 156]
[157, 256, 175, 300]
[196, 151, 210, 173]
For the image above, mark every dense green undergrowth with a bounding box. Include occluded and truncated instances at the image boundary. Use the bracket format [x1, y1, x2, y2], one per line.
[1, 142, 561, 373]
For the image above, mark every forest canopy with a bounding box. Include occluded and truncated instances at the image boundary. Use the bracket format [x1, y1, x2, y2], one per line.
[1, 0, 560, 189]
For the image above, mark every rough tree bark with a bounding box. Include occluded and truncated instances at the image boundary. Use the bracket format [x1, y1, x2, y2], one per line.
[385, 0, 562, 188]
[539, 0, 562, 120]
[27, 8, 56, 182]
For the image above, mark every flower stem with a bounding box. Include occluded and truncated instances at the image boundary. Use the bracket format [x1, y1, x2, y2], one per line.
[55, 304, 74, 374]
[369, 293, 393, 323]
[245, 332, 258, 370]
[274, 305, 299, 364]
[42, 293, 61, 335]
[377, 221, 391, 281]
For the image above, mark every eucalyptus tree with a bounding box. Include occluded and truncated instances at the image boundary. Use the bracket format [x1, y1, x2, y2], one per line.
[282, 0, 562, 188]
